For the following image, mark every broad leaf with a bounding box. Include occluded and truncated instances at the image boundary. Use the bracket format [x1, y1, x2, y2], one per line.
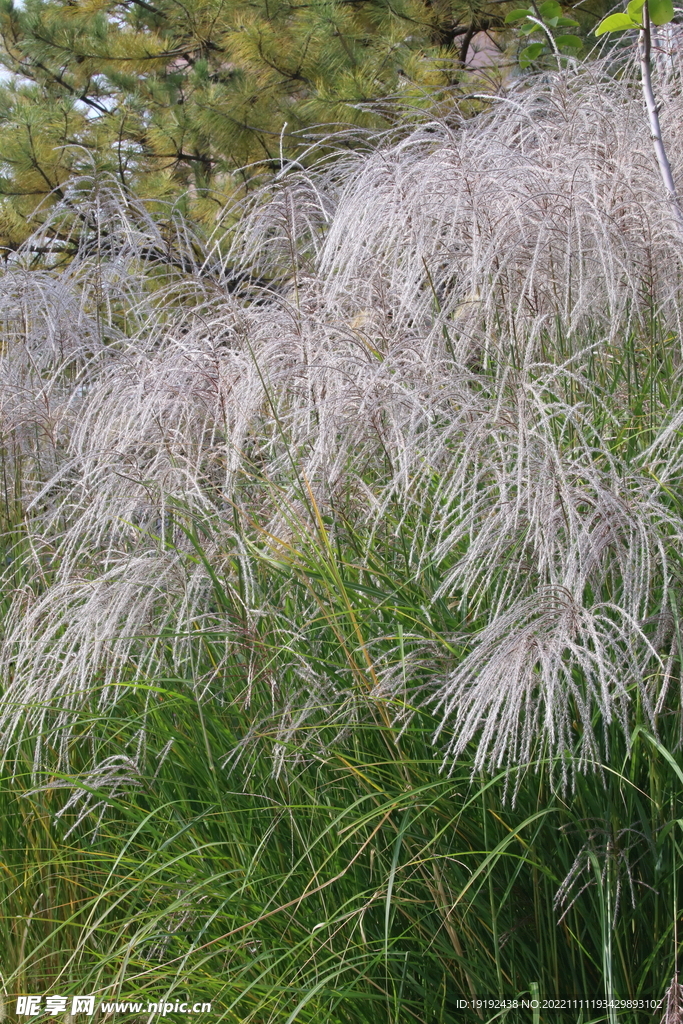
[595, 12, 638, 33]
[505, 8, 533, 22]
[538, 0, 562, 17]
[519, 21, 542, 33]
[649, 0, 674, 23]
[519, 41, 545, 66]
[556, 15, 580, 24]
[626, 0, 646, 18]
[556, 33, 583, 46]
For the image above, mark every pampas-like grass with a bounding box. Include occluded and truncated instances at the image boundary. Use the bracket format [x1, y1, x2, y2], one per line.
[2, 57, 683, 781]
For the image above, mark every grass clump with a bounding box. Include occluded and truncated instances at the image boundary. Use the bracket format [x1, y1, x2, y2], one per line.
[0, 57, 683, 1022]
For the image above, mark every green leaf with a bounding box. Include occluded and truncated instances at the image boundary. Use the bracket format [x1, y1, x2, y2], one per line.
[538, 0, 562, 17]
[556, 33, 583, 46]
[649, 0, 674, 24]
[519, 41, 545, 65]
[595, 11, 639, 33]
[504, 8, 533, 22]
[556, 15, 580, 24]
[626, 0, 646, 18]
[639, 731, 683, 787]
[519, 21, 542, 33]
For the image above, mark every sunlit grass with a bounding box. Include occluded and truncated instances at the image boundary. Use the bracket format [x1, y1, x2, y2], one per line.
[1, 57, 683, 1024]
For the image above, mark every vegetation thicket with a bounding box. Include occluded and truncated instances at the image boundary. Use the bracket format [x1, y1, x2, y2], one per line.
[0, 44, 683, 1020]
[0, 0, 680, 1013]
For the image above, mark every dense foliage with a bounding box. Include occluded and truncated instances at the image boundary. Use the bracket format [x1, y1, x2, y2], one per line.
[0, 0, 490, 249]
[0, 57, 683, 1020]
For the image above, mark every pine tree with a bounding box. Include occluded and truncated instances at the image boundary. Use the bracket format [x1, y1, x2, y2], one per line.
[0, 0, 607, 251]
[0, 0, 507, 250]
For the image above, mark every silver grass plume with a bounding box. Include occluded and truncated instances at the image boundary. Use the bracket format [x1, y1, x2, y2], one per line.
[662, 978, 683, 1024]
